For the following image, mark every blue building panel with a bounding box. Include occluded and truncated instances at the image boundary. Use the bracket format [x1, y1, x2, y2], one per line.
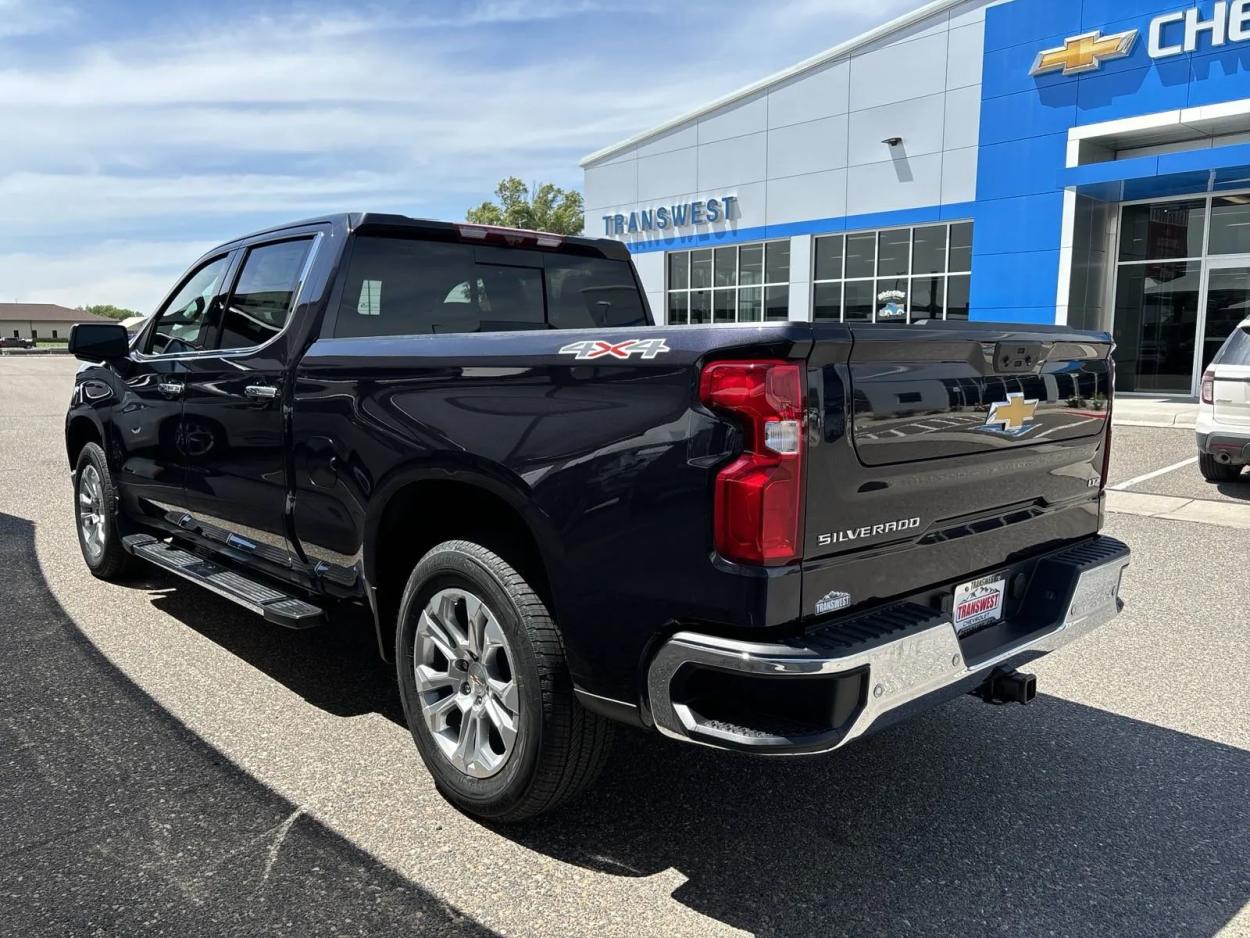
[1074, 59, 1194, 124]
[978, 85, 1078, 146]
[969, 0, 1250, 326]
[1187, 46, 1250, 106]
[974, 133, 1070, 201]
[1079, 0, 1190, 30]
[970, 250, 1062, 309]
[969, 306, 1061, 324]
[982, 0, 1083, 54]
[981, 34, 1079, 100]
[972, 192, 1067, 255]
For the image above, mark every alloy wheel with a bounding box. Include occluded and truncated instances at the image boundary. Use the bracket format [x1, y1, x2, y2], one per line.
[78, 464, 106, 561]
[413, 587, 520, 779]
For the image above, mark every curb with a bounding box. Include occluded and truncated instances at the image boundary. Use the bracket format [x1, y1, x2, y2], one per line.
[1106, 490, 1250, 529]
[1114, 418, 1197, 430]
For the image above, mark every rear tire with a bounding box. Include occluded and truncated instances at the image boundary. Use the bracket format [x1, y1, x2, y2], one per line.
[73, 442, 136, 580]
[1199, 451, 1243, 483]
[395, 540, 613, 822]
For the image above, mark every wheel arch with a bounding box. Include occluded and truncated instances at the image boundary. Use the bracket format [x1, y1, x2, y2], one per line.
[363, 465, 561, 662]
[65, 412, 106, 471]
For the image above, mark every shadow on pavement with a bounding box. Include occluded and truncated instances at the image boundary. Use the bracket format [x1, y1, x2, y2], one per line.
[83, 533, 1250, 937]
[140, 569, 406, 724]
[504, 705, 1250, 936]
[0, 512, 492, 937]
[1214, 478, 1250, 500]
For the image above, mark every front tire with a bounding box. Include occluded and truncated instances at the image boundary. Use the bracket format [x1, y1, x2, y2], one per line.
[73, 442, 136, 580]
[1199, 451, 1243, 483]
[395, 540, 613, 822]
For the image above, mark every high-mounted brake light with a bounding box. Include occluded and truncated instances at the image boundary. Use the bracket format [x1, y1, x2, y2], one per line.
[1201, 369, 1215, 405]
[455, 224, 564, 248]
[699, 360, 805, 566]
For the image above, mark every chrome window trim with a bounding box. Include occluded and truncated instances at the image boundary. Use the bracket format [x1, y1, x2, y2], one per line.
[134, 232, 324, 363]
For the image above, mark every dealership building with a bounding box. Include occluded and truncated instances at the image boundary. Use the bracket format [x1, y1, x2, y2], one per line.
[581, 0, 1250, 396]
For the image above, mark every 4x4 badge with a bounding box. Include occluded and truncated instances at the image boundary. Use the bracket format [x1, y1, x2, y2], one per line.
[559, 338, 671, 361]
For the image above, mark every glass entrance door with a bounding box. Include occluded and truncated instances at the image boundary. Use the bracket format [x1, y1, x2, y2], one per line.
[1199, 258, 1250, 378]
[1113, 261, 1201, 394]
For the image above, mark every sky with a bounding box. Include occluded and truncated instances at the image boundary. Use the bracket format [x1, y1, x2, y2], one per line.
[0, 0, 920, 312]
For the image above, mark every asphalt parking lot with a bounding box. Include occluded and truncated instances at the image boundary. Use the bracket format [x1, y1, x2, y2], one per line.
[2, 357, 1248, 937]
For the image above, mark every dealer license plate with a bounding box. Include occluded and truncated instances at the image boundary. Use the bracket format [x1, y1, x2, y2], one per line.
[953, 574, 1007, 635]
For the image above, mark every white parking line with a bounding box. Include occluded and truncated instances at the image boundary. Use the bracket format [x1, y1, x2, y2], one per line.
[1110, 456, 1199, 491]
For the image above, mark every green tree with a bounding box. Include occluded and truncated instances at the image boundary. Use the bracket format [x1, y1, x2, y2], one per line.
[466, 177, 584, 235]
[83, 304, 141, 321]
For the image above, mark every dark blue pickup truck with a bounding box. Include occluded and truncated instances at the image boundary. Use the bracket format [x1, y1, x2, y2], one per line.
[65, 213, 1129, 820]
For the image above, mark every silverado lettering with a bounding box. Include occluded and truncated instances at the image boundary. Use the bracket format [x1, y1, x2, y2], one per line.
[64, 212, 1130, 822]
[818, 517, 922, 546]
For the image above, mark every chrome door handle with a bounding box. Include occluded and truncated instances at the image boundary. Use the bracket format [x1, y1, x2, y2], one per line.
[244, 384, 279, 401]
[157, 381, 184, 397]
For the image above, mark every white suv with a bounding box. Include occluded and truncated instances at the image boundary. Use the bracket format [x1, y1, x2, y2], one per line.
[1197, 318, 1250, 483]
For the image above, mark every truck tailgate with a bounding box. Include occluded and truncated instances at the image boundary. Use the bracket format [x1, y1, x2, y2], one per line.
[801, 323, 1112, 618]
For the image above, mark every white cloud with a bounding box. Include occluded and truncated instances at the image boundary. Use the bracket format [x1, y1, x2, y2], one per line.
[0, 239, 217, 311]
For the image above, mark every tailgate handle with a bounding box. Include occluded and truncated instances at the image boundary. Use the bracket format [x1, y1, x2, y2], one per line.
[993, 342, 1050, 374]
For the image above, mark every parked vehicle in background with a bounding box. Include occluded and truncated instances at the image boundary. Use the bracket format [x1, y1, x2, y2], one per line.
[1197, 318, 1250, 483]
[0, 336, 35, 349]
[65, 212, 1130, 821]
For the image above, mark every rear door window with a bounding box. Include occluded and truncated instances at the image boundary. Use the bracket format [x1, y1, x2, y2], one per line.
[218, 239, 313, 350]
[335, 235, 646, 337]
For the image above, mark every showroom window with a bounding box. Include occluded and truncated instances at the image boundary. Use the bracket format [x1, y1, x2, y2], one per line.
[812, 222, 972, 323]
[666, 240, 790, 324]
[1113, 191, 1250, 394]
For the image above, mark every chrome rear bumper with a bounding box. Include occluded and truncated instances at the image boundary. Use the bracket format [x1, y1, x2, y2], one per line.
[646, 536, 1130, 754]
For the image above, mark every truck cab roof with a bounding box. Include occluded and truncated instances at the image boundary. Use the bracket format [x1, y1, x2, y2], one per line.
[214, 213, 630, 261]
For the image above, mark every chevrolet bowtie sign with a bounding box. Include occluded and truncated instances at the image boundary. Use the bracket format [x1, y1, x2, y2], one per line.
[1032, 2, 1250, 78]
[1031, 30, 1137, 76]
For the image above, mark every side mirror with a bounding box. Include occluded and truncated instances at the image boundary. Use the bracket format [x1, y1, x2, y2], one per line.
[69, 322, 131, 363]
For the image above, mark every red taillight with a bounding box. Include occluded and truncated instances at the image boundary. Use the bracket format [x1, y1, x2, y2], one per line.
[699, 361, 805, 566]
[1201, 369, 1215, 405]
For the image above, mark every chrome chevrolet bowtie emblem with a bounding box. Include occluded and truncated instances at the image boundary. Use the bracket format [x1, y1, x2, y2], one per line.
[985, 393, 1040, 433]
[1031, 29, 1138, 76]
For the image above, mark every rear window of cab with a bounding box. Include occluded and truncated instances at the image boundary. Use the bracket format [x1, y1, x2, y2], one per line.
[334, 235, 648, 338]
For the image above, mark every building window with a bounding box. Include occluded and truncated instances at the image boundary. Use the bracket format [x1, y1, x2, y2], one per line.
[1113, 191, 1250, 394]
[666, 240, 790, 324]
[812, 222, 973, 323]
[31, 329, 38, 340]
[51, 330, 58, 339]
